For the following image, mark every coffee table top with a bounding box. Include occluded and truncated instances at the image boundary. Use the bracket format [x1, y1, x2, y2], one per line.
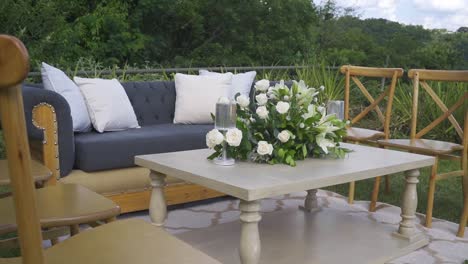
[135, 143, 434, 201]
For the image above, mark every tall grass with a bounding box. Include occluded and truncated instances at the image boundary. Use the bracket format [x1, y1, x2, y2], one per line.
[27, 59, 466, 142]
[392, 81, 467, 143]
[295, 64, 344, 101]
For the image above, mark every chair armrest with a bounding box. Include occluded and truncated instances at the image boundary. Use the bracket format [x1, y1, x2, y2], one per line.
[22, 84, 75, 179]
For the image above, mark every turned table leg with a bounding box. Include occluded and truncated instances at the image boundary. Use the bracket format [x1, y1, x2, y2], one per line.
[239, 200, 262, 264]
[300, 189, 318, 212]
[149, 171, 167, 226]
[395, 169, 425, 241]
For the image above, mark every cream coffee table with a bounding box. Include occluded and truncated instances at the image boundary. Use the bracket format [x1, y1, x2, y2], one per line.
[135, 143, 435, 264]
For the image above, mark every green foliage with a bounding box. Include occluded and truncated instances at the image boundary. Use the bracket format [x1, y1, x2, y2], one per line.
[1, 0, 467, 70]
[295, 63, 344, 101]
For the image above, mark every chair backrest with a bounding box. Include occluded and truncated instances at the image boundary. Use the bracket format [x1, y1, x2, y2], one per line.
[0, 35, 45, 264]
[408, 69, 468, 143]
[340, 65, 404, 139]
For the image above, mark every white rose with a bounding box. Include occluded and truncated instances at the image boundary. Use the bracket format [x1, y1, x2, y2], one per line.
[218, 96, 230, 104]
[254, 79, 270, 92]
[256, 106, 269, 119]
[206, 129, 224, 149]
[236, 95, 250, 108]
[257, 141, 274, 156]
[276, 101, 290, 114]
[226, 128, 243, 147]
[283, 95, 290, 101]
[255, 93, 268, 106]
[278, 130, 291, 143]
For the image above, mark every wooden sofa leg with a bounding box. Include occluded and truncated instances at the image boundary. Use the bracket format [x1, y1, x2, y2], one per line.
[32, 103, 60, 186]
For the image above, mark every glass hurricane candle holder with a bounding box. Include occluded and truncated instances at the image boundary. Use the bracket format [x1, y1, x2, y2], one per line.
[326, 100, 345, 120]
[215, 97, 237, 130]
[214, 97, 236, 166]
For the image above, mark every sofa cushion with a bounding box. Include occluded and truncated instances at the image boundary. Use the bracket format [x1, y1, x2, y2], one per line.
[74, 124, 212, 172]
[74, 77, 140, 133]
[61, 167, 184, 196]
[41, 63, 92, 132]
[122, 81, 176, 127]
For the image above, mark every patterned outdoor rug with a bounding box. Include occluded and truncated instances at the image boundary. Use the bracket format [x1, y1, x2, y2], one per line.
[120, 190, 468, 264]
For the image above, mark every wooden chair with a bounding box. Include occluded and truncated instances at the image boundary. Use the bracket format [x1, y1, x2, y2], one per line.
[340, 65, 404, 210]
[0, 159, 51, 187]
[0, 35, 220, 264]
[1, 131, 120, 246]
[378, 69, 467, 237]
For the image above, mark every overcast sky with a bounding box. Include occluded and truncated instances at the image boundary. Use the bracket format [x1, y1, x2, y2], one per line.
[313, 0, 468, 31]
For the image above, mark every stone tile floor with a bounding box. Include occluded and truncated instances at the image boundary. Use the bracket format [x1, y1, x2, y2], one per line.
[120, 190, 468, 264]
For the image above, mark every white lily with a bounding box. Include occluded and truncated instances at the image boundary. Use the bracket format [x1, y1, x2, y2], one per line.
[317, 122, 340, 135]
[316, 133, 336, 154]
[302, 104, 316, 120]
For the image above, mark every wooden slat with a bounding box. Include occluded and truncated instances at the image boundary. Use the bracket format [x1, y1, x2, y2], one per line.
[0, 35, 45, 264]
[416, 93, 467, 139]
[438, 153, 462, 161]
[340, 65, 404, 78]
[351, 76, 385, 124]
[410, 72, 420, 139]
[436, 170, 464, 181]
[384, 72, 399, 139]
[351, 89, 388, 124]
[409, 69, 468, 82]
[420, 81, 464, 138]
[344, 69, 350, 121]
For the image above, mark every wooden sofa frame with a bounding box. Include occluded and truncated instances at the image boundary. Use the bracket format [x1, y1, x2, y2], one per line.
[30, 104, 224, 213]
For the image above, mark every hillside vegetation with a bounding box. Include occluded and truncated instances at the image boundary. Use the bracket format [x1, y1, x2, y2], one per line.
[1, 0, 467, 70]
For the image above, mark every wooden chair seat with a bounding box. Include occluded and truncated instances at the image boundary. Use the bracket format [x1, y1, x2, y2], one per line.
[378, 138, 464, 155]
[344, 127, 385, 142]
[0, 184, 120, 234]
[0, 218, 221, 264]
[0, 160, 51, 186]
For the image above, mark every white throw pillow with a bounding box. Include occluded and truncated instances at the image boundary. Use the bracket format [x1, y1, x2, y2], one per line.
[74, 77, 140, 133]
[174, 73, 232, 124]
[199, 70, 256, 99]
[41, 62, 92, 132]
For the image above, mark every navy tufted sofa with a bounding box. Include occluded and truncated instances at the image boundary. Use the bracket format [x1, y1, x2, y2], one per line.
[22, 81, 222, 213]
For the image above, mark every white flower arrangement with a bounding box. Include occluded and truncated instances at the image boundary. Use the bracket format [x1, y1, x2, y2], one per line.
[207, 79, 349, 166]
[206, 127, 243, 149]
